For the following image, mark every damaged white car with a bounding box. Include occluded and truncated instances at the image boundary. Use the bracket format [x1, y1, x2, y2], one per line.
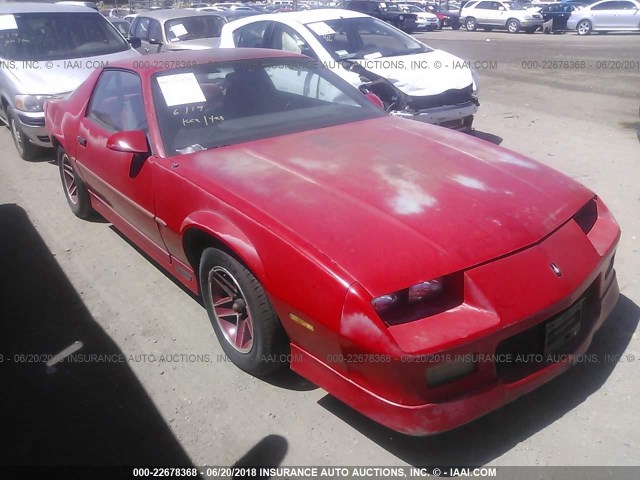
[219, 9, 480, 130]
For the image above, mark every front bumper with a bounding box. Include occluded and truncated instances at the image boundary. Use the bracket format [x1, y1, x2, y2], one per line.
[520, 19, 545, 28]
[389, 99, 479, 129]
[13, 110, 51, 147]
[416, 19, 439, 30]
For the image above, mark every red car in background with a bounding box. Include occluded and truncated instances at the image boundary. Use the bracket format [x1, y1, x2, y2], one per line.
[44, 49, 620, 435]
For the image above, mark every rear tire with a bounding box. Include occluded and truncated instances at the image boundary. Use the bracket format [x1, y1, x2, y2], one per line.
[58, 146, 93, 219]
[199, 248, 288, 376]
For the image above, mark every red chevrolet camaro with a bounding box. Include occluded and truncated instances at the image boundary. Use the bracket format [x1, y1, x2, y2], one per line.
[45, 48, 620, 435]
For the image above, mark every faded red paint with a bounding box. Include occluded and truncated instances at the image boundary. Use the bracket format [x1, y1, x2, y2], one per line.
[45, 49, 621, 435]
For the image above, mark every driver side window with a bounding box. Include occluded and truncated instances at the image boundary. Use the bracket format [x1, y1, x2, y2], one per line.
[234, 21, 270, 48]
[133, 17, 150, 40]
[270, 23, 316, 59]
[87, 70, 147, 132]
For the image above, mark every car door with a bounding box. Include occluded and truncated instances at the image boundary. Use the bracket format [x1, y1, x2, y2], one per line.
[75, 69, 167, 257]
[147, 19, 164, 53]
[590, 1, 619, 28]
[615, 1, 640, 28]
[131, 16, 151, 54]
[493, 1, 508, 26]
[471, 1, 493, 23]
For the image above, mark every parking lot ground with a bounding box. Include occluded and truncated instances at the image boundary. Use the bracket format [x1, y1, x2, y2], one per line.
[1, 32, 639, 468]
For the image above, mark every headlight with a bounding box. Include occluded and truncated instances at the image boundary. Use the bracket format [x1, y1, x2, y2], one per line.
[371, 273, 463, 326]
[14, 94, 54, 112]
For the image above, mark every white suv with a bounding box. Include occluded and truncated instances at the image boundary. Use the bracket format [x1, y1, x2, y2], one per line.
[460, 1, 544, 33]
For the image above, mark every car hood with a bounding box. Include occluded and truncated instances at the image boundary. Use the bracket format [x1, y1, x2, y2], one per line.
[350, 50, 473, 97]
[165, 38, 220, 50]
[6, 49, 139, 95]
[184, 117, 592, 297]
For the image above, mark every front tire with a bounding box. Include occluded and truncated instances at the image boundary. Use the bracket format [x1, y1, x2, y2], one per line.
[465, 17, 477, 31]
[577, 20, 592, 35]
[199, 248, 288, 376]
[58, 146, 93, 219]
[507, 19, 521, 34]
[9, 112, 40, 161]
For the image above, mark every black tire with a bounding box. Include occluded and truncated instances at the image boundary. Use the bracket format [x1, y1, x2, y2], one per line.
[58, 146, 93, 219]
[465, 17, 477, 31]
[8, 112, 40, 161]
[577, 19, 592, 35]
[507, 19, 521, 34]
[199, 248, 288, 376]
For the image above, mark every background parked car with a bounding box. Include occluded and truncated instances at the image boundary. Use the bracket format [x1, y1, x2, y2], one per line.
[566, 0, 640, 34]
[129, 9, 257, 54]
[0, 2, 139, 160]
[460, 0, 545, 32]
[424, 3, 463, 29]
[539, 3, 585, 30]
[399, 4, 441, 30]
[343, 0, 419, 32]
[220, 9, 480, 130]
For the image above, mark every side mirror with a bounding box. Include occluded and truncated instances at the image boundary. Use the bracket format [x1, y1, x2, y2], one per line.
[106, 130, 149, 154]
[128, 37, 142, 48]
[365, 92, 385, 110]
[149, 38, 163, 46]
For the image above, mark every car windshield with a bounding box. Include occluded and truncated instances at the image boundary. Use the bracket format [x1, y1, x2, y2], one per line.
[404, 5, 426, 12]
[151, 58, 385, 156]
[0, 12, 130, 61]
[164, 15, 224, 42]
[306, 17, 431, 61]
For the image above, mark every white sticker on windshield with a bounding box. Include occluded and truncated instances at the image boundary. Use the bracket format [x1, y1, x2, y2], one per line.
[363, 52, 383, 59]
[307, 22, 336, 36]
[169, 23, 188, 37]
[157, 73, 206, 107]
[0, 14, 18, 31]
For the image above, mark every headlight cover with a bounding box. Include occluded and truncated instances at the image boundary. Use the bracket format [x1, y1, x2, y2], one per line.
[371, 273, 464, 326]
[14, 94, 54, 112]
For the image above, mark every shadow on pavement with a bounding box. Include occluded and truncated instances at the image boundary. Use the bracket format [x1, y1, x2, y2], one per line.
[470, 129, 503, 145]
[319, 294, 638, 466]
[0, 203, 195, 466]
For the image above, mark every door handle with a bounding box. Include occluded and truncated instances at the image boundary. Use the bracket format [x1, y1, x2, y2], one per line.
[144, 47, 150, 53]
[77, 136, 86, 147]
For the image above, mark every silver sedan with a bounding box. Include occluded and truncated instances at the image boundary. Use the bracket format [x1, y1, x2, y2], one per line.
[567, 0, 640, 35]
